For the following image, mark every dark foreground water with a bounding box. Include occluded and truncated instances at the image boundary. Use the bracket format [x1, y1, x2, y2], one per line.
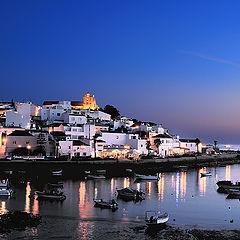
[0, 164, 240, 239]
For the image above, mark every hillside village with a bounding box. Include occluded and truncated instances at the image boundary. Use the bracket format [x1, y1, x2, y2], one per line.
[0, 93, 207, 160]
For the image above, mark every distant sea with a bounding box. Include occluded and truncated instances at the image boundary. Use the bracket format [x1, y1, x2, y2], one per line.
[218, 144, 240, 151]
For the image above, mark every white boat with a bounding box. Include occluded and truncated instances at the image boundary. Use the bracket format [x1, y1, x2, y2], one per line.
[135, 174, 159, 181]
[85, 175, 105, 180]
[0, 189, 13, 196]
[51, 170, 62, 176]
[200, 172, 212, 177]
[145, 211, 169, 226]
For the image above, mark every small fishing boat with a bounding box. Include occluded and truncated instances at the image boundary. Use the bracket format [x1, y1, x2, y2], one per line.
[51, 170, 62, 176]
[48, 182, 64, 188]
[96, 169, 106, 175]
[135, 174, 159, 181]
[145, 211, 169, 226]
[227, 192, 240, 199]
[94, 199, 118, 210]
[35, 190, 66, 201]
[116, 187, 145, 201]
[217, 181, 240, 189]
[217, 187, 240, 194]
[200, 172, 212, 177]
[0, 189, 13, 196]
[85, 175, 105, 180]
[0, 179, 13, 196]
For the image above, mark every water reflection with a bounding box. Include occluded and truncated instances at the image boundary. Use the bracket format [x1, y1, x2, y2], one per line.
[226, 165, 231, 181]
[25, 182, 31, 213]
[25, 182, 39, 214]
[199, 168, 206, 196]
[175, 172, 180, 207]
[180, 172, 187, 200]
[158, 173, 164, 201]
[0, 201, 8, 214]
[123, 178, 130, 188]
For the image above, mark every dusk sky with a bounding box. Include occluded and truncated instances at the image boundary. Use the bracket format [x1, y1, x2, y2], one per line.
[1, 1, 240, 143]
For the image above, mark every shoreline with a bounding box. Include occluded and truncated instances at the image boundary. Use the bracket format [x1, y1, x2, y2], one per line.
[0, 153, 239, 177]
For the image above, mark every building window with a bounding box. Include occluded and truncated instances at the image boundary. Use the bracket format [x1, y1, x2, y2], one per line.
[132, 136, 136, 139]
[57, 113, 60, 116]
[83, 152, 86, 156]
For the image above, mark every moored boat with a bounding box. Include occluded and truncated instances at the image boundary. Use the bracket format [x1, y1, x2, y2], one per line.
[51, 170, 62, 176]
[145, 211, 169, 226]
[35, 190, 66, 201]
[135, 173, 159, 181]
[217, 180, 240, 189]
[200, 172, 212, 177]
[116, 187, 145, 201]
[48, 182, 64, 188]
[94, 199, 118, 210]
[217, 186, 240, 194]
[85, 175, 105, 180]
[0, 189, 13, 196]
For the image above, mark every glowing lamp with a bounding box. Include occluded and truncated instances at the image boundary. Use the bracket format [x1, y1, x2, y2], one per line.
[2, 138, 7, 143]
[18, 145, 22, 148]
[124, 145, 130, 150]
[225, 145, 231, 148]
[80, 145, 86, 150]
[26, 145, 31, 150]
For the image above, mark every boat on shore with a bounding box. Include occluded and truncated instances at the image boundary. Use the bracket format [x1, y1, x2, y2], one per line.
[85, 175, 105, 180]
[200, 172, 212, 177]
[94, 199, 118, 210]
[217, 180, 240, 189]
[135, 173, 159, 181]
[145, 211, 169, 226]
[116, 187, 145, 201]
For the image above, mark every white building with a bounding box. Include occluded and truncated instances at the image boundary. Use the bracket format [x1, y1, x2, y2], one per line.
[16, 102, 41, 117]
[179, 139, 202, 153]
[61, 113, 87, 125]
[6, 111, 31, 129]
[99, 132, 147, 155]
[58, 139, 91, 159]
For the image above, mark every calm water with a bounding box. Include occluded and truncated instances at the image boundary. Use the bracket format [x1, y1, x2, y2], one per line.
[0, 164, 240, 239]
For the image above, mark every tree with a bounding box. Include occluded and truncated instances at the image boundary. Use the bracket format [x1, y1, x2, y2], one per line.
[93, 133, 102, 158]
[195, 138, 201, 154]
[154, 139, 161, 154]
[146, 139, 151, 155]
[103, 105, 120, 119]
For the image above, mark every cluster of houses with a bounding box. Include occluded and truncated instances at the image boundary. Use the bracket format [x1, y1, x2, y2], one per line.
[0, 93, 207, 160]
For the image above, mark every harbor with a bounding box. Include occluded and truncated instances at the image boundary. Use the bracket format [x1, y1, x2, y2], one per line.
[0, 163, 240, 239]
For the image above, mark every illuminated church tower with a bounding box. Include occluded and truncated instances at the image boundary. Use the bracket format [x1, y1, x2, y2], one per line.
[82, 92, 98, 110]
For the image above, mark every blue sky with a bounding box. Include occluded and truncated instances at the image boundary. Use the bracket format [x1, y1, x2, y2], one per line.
[1, 0, 240, 143]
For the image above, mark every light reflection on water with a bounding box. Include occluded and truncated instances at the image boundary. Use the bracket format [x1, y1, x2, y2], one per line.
[1, 164, 240, 239]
